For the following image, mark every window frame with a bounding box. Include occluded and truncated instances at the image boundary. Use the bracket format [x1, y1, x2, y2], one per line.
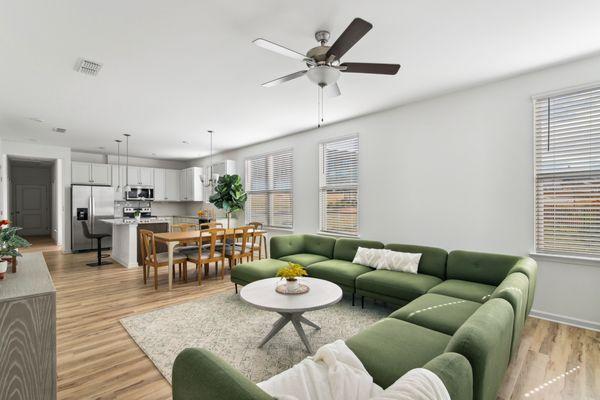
[532, 82, 600, 261]
[318, 134, 360, 237]
[244, 148, 294, 230]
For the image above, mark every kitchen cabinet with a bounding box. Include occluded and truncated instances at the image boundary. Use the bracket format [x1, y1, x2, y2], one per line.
[179, 167, 203, 201]
[126, 166, 154, 186]
[72, 162, 111, 185]
[153, 168, 180, 201]
[165, 169, 180, 201]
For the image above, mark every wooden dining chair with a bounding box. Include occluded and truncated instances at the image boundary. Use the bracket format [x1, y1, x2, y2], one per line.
[223, 225, 256, 268]
[248, 221, 267, 259]
[199, 221, 223, 230]
[184, 228, 226, 284]
[139, 229, 187, 290]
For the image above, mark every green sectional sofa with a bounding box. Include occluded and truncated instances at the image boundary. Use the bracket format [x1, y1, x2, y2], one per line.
[173, 234, 537, 400]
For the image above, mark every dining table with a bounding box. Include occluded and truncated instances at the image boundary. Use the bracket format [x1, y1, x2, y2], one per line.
[153, 228, 267, 290]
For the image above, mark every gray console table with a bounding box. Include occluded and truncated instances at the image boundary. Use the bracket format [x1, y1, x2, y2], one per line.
[0, 252, 57, 400]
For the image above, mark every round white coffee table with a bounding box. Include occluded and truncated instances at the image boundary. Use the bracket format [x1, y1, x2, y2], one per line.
[240, 277, 343, 353]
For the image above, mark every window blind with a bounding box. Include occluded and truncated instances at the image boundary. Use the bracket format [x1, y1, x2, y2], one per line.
[245, 150, 293, 229]
[319, 136, 359, 236]
[534, 86, 600, 258]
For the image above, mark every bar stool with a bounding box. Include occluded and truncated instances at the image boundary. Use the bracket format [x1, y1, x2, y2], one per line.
[81, 221, 112, 267]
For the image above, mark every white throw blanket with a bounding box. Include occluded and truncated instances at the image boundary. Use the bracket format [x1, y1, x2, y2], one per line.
[257, 340, 450, 400]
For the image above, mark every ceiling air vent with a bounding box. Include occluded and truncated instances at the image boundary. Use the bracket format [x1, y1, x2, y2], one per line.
[52, 127, 67, 133]
[75, 58, 103, 76]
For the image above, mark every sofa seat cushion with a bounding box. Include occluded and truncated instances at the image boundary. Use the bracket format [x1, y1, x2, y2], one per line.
[231, 259, 289, 285]
[428, 279, 496, 303]
[279, 253, 329, 267]
[389, 293, 481, 335]
[346, 318, 451, 388]
[306, 259, 372, 291]
[356, 270, 442, 303]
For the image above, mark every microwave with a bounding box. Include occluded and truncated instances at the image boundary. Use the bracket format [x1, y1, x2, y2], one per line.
[125, 186, 155, 201]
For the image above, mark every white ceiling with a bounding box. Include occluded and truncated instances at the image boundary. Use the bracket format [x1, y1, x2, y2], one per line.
[1, 1, 600, 160]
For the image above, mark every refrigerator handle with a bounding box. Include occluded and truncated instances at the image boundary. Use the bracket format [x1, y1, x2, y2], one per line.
[89, 197, 94, 233]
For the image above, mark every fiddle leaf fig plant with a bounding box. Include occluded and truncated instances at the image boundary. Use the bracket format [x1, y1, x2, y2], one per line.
[208, 174, 247, 228]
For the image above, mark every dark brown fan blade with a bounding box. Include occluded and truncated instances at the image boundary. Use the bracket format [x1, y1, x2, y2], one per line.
[340, 62, 400, 75]
[325, 18, 373, 61]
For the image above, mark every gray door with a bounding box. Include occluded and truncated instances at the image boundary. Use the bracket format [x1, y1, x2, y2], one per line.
[15, 184, 50, 235]
[72, 185, 93, 251]
[91, 186, 114, 249]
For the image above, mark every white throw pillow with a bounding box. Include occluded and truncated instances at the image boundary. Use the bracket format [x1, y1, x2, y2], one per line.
[352, 247, 387, 269]
[378, 250, 422, 274]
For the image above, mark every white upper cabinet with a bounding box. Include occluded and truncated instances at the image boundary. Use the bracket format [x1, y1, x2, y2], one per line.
[153, 168, 180, 201]
[153, 168, 166, 200]
[126, 166, 154, 186]
[179, 167, 203, 201]
[140, 167, 154, 186]
[165, 169, 180, 201]
[72, 162, 91, 184]
[72, 162, 111, 185]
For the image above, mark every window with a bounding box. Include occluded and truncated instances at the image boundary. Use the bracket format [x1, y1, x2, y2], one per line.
[319, 136, 359, 236]
[245, 149, 293, 229]
[534, 86, 600, 258]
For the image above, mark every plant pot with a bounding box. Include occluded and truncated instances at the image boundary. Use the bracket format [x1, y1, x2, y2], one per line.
[0, 260, 7, 280]
[285, 278, 300, 292]
[135, 215, 141, 222]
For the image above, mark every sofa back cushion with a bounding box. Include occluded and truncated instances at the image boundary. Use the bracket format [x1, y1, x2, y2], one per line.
[270, 234, 305, 259]
[333, 238, 384, 262]
[303, 234, 336, 258]
[385, 244, 448, 279]
[446, 250, 521, 286]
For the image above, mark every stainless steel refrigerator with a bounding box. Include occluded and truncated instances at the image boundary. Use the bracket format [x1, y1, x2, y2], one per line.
[71, 185, 114, 252]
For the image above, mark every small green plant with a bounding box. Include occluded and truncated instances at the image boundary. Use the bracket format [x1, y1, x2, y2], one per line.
[0, 222, 31, 258]
[209, 174, 247, 228]
[276, 262, 308, 281]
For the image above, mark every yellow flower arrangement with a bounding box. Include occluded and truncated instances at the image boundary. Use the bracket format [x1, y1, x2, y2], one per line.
[276, 262, 308, 281]
[197, 210, 204, 217]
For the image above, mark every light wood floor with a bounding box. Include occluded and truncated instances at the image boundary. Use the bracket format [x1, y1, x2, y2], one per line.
[44, 250, 599, 400]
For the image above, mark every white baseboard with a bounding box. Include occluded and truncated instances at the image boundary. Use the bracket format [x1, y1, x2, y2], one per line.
[530, 309, 600, 332]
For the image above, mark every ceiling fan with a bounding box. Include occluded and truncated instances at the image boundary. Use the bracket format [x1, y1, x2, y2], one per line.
[253, 17, 400, 98]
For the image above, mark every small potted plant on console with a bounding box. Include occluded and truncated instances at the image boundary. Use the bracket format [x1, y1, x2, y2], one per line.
[0, 220, 31, 279]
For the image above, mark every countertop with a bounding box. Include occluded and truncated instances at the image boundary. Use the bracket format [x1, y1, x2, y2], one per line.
[100, 218, 170, 226]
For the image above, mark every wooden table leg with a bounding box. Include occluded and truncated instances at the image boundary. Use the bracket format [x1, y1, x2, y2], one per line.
[167, 241, 178, 290]
[11, 256, 17, 273]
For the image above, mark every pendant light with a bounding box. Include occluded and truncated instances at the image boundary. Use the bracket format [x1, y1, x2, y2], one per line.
[123, 133, 131, 187]
[201, 130, 219, 189]
[114, 139, 122, 192]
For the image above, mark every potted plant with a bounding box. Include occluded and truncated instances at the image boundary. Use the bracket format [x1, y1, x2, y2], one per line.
[133, 209, 141, 222]
[276, 262, 308, 291]
[208, 174, 247, 228]
[0, 220, 31, 279]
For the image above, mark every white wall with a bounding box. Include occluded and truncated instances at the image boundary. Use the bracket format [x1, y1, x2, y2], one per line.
[189, 55, 600, 329]
[1, 141, 71, 252]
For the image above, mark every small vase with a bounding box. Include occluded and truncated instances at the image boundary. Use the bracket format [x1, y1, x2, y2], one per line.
[286, 278, 300, 292]
[0, 260, 7, 280]
[135, 215, 141, 222]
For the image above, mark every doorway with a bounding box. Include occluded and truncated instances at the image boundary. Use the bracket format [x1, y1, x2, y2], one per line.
[8, 158, 55, 246]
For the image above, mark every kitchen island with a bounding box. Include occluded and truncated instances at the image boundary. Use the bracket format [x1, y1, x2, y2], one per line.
[101, 218, 169, 268]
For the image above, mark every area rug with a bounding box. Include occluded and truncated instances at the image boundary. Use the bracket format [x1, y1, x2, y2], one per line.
[120, 292, 390, 384]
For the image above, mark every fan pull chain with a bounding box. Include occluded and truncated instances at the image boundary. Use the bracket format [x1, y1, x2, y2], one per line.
[317, 85, 324, 128]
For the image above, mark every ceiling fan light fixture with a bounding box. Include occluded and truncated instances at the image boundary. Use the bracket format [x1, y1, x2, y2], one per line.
[306, 66, 340, 87]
